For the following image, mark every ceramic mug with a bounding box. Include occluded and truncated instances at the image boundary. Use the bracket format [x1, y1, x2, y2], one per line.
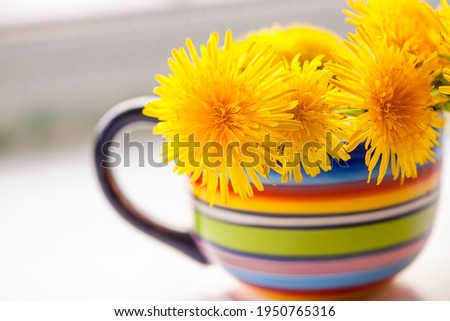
[94, 96, 442, 300]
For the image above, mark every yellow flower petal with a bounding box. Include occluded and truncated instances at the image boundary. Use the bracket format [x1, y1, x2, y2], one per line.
[144, 31, 298, 204]
[328, 28, 443, 184]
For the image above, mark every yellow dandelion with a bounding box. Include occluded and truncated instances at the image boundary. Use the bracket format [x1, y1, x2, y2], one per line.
[237, 24, 346, 63]
[346, 0, 442, 67]
[278, 55, 351, 183]
[144, 31, 298, 204]
[327, 29, 444, 184]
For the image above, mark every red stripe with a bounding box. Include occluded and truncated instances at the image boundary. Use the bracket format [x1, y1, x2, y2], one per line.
[193, 161, 441, 200]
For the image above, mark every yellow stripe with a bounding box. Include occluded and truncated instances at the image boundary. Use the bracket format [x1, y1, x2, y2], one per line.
[195, 170, 441, 214]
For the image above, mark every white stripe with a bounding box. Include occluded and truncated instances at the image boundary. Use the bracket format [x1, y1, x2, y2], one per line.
[193, 190, 439, 228]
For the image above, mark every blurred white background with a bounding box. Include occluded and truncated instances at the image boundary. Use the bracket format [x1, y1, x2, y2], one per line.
[1, 0, 449, 300]
[0, 0, 356, 155]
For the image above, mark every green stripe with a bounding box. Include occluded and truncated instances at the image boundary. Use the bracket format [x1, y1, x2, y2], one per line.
[194, 206, 436, 256]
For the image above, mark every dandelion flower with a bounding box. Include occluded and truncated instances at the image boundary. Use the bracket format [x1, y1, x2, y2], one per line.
[237, 24, 346, 63]
[327, 29, 444, 184]
[144, 31, 298, 204]
[278, 55, 351, 183]
[346, 0, 442, 68]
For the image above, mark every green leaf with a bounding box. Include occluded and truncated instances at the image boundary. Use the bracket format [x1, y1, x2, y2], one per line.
[438, 52, 450, 62]
[339, 107, 366, 117]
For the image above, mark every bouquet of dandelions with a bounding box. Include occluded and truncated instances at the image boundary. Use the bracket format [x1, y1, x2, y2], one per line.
[144, 0, 450, 205]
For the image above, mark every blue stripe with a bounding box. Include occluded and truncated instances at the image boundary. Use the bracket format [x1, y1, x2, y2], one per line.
[262, 142, 443, 186]
[224, 256, 416, 290]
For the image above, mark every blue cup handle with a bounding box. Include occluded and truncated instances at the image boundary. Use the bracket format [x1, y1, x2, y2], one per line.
[94, 96, 209, 264]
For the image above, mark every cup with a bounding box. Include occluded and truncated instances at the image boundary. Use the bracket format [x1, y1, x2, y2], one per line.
[94, 96, 442, 300]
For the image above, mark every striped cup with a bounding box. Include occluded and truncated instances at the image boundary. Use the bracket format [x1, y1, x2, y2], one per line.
[95, 97, 442, 300]
[192, 142, 442, 299]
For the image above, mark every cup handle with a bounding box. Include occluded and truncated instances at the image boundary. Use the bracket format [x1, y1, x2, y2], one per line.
[94, 96, 209, 264]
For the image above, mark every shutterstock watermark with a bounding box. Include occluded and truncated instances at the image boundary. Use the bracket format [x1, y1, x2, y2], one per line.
[99, 132, 348, 169]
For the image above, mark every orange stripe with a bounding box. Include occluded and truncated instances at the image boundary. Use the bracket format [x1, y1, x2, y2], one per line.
[194, 162, 441, 201]
[194, 165, 441, 214]
[239, 278, 392, 300]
